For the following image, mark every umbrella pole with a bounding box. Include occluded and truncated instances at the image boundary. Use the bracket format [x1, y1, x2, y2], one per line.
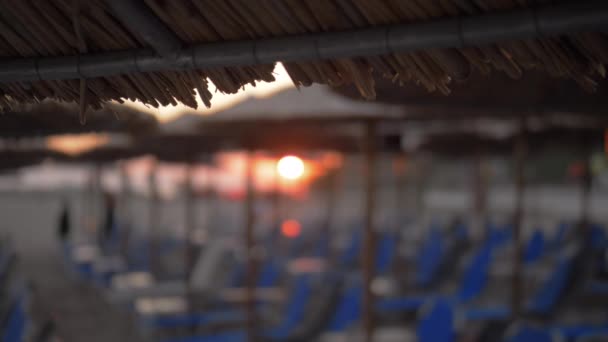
[362, 121, 377, 342]
[93, 164, 102, 243]
[473, 151, 487, 241]
[119, 162, 131, 259]
[322, 166, 338, 261]
[84, 166, 95, 238]
[394, 153, 407, 229]
[272, 168, 281, 249]
[512, 120, 527, 318]
[184, 163, 196, 276]
[580, 148, 593, 246]
[148, 160, 160, 276]
[244, 151, 257, 342]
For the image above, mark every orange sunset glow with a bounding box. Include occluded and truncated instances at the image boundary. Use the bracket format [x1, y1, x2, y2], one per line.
[210, 152, 325, 199]
[46, 133, 110, 155]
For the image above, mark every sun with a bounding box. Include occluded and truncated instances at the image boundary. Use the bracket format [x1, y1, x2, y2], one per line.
[277, 155, 304, 180]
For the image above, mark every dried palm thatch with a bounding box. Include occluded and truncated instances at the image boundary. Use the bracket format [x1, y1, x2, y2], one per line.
[0, 100, 158, 138]
[0, 1, 606, 112]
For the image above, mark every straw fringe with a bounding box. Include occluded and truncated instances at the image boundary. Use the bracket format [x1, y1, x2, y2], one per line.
[0, 0, 605, 112]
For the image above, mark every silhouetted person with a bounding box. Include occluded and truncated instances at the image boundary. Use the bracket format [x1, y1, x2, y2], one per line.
[57, 201, 71, 243]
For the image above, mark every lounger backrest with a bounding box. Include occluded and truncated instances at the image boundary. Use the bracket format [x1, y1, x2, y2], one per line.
[488, 224, 512, 248]
[326, 279, 362, 332]
[375, 232, 398, 275]
[457, 242, 494, 302]
[524, 230, 545, 264]
[189, 242, 235, 291]
[453, 222, 469, 242]
[272, 274, 313, 335]
[550, 222, 570, 250]
[416, 227, 445, 287]
[527, 251, 575, 315]
[228, 262, 245, 287]
[590, 224, 608, 250]
[287, 233, 305, 258]
[417, 299, 454, 342]
[313, 235, 330, 258]
[2, 295, 26, 342]
[226, 258, 281, 289]
[339, 231, 362, 267]
[505, 326, 555, 342]
[257, 259, 281, 287]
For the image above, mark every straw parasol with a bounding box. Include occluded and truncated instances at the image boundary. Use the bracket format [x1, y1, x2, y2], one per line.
[0, 148, 68, 172]
[333, 69, 608, 118]
[0, 100, 158, 139]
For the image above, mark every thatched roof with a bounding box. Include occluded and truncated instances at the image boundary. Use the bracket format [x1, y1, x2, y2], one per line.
[0, 1, 606, 112]
[0, 100, 158, 138]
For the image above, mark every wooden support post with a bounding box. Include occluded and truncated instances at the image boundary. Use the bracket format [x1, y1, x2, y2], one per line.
[512, 120, 527, 318]
[245, 151, 257, 342]
[362, 121, 377, 342]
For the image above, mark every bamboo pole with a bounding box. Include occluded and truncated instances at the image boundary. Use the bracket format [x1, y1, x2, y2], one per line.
[362, 121, 377, 342]
[244, 151, 257, 342]
[511, 119, 527, 318]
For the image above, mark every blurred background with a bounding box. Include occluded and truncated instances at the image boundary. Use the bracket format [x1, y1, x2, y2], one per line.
[0, 2, 607, 342]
